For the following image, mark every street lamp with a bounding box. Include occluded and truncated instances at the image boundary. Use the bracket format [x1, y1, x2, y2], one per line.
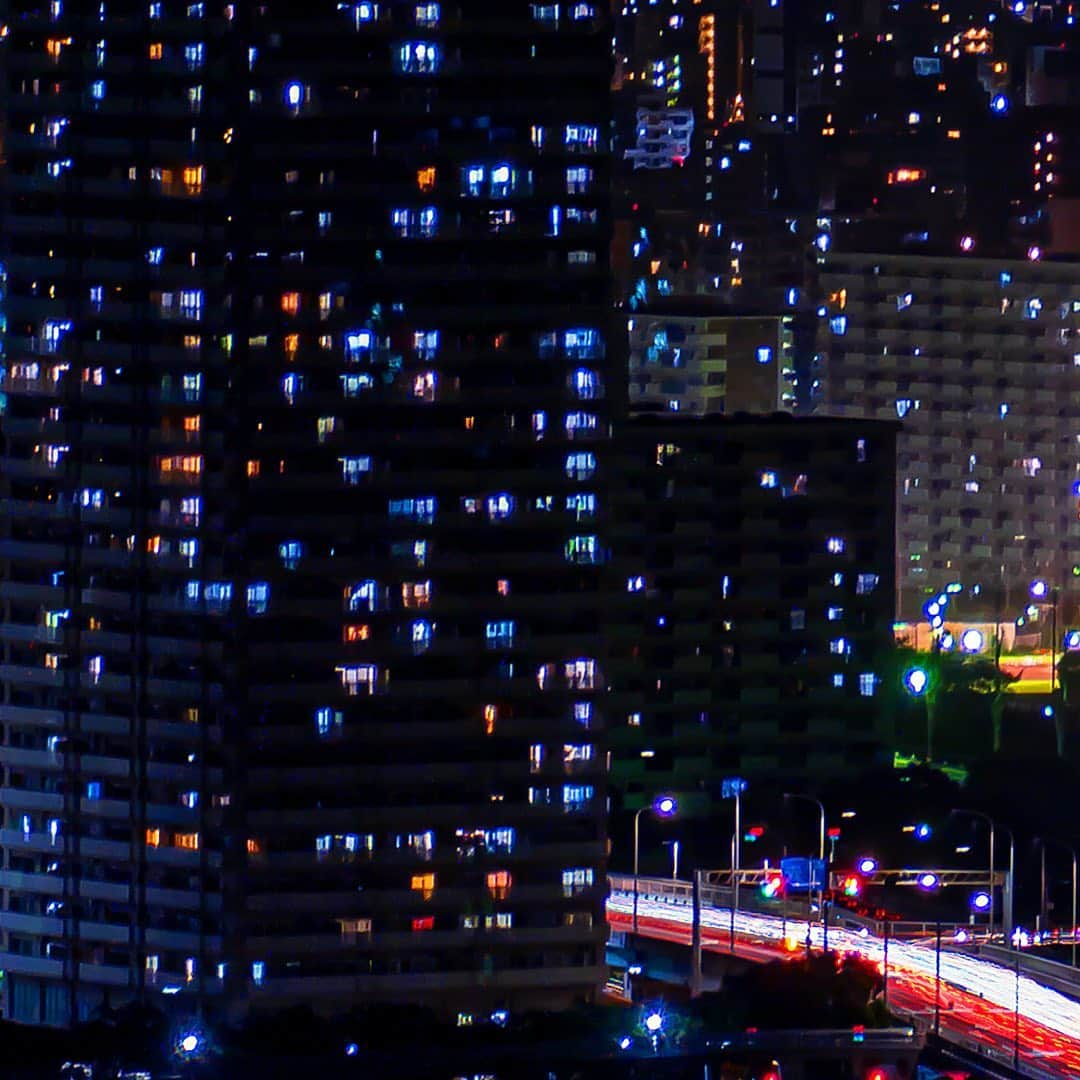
[952, 809, 996, 939]
[1030, 578, 1059, 694]
[1038, 837, 1078, 966]
[784, 792, 827, 947]
[633, 795, 678, 933]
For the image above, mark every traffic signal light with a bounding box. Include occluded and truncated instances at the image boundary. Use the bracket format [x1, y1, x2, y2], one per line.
[841, 875, 862, 898]
[760, 870, 784, 900]
[744, 825, 765, 843]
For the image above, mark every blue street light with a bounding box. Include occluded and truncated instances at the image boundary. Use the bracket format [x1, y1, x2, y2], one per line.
[991, 93, 1009, 114]
[284, 81, 304, 108]
[904, 667, 929, 696]
[971, 891, 992, 912]
[645, 1012, 664, 1033]
[918, 872, 940, 891]
[653, 795, 677, 818]
[915, 823, 933, 841]
[857, 856, 879, 875]
[960, 628, 984, 653]
[618, 1036, 633, 1050]
[1065, 630, 1080, 651]
[1030, 579, 1050, 600]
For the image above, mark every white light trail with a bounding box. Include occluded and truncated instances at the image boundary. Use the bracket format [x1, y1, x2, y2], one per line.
[608, 890, 1080, 1042]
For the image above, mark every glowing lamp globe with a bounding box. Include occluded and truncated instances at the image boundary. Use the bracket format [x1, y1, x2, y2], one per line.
[1030, 579, 1049, 600]
[971, 891, 992, 912]
[180, 1034, 199, 1054]
[959, 628, 984, 653]
[653, 795, 677, 818]
[918, 872, 940, 891]
[644, 1012, 663, 1033]
[857, 857, 878, 875]
[904, 667, 928, 696]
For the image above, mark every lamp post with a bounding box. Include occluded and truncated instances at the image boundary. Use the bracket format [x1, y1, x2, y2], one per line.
[952, 809, 996, 939]
[785, 792, 826, 939]
[1030, 578, 1058, 694]
[633, 795, 677, 934]
[1039, 837, 1078, 966]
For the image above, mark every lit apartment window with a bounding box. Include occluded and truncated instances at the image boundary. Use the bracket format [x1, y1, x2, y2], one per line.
[562, 867, 594, 896]
[411, 872, 436, 899]
[486, 870, 512, 900]
[174, 831, 200, 850]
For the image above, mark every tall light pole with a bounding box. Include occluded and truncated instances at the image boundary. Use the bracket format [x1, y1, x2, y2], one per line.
[633, 795, 677, 934]
[785, 792, 826, 935]
[952, 809, 996, 939]
[1039, 837, 1078, 966]
[1002, 824, 1016, 948]
[1030, 578, 1058, 694]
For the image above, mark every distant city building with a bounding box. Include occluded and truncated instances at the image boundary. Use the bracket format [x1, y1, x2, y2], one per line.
[815, 251, 1080, 619]
[628, 306, 795, 416]
[608, 414, 898, 809]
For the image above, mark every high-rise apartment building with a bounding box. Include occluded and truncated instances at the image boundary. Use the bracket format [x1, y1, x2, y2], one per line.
[0, 0, 612, 1025]
[815, 250, 1080, 619]
[608, 414, 898, 809]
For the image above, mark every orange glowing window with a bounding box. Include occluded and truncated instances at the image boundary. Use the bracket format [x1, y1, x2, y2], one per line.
[464, 416, 475, 430]
[484, 704, 498, 734]
[174, 831, 200, 851]
[344, 624, 371, 642]
[411, 872, 436, 899]
[159, 454, 203, 475]
[887, 167, 926, 185]
[146, 536, 163, 555]
[417, 166, 436, 192]
[281, 291, 301, 316]
[182, 165, 204, 193]
[486, 870, 512, 900]
[246, 838, 262, 855]
[149, 42, 163, 60]
[183, 334, 202, 350]
[46, 37, 72, 60]
[284, 332, 300, 356]
[412, 916, 435, 932]
[247, 459, 261, 478]
[183, 415, 201, 433]
[145, 828, 162, 848]
[497, 579, 510, 597]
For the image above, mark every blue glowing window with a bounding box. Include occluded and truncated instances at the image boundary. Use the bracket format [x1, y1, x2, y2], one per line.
[388, 496, 437, 524]
[856, 573, 878, 595]
[86, 782, 102, 800]
[627, 576, 645, 593]
[353, 2, 378, 23]
[826, 537, 846, 554]
[829, 315, 847, 336]
[413, 329, 439, 358]
[564, 451, 596, 480]
[340, 373, 375, 397]
[279, 541, 304, 569]
[565, 124, 599, 150]
[411, 619, 432, 652]
[462, 164, 485, 196]
[147, 246, 164, 265]
[570, 368, 601, 399]
[90, 80, 106, 101]
[340, 456, 371, 485]
[397, 40, 440, 74]
[564, 328, 603, 359]
[859, 673, 877, 697]
[564, 411, 597, 437]
[562, 784, 595, 811]
[347, 580, 379, 613]
[756, 346, 772, 364]
[486, 493, 515, 520]
[485, 620, 515, 648]
[204, 582, 233, 611]
[760, 471, 778, 489]
[566, 166, 593, 194]
[565, 535, 602, 564]
[531, 2, 559, 21]
[414, 2, 439, 25]
[246, 582, 270, 615]
[566, 493, 596, 519]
